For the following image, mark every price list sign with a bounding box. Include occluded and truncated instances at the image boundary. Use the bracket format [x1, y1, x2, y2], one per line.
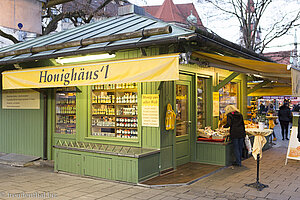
[142, 94, 159, 127]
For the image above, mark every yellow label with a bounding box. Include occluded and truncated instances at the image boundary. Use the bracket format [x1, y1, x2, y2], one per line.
[2, 54, 179, 89]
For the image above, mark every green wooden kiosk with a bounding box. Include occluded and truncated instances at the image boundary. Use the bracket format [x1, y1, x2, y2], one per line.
[0, 8, 287, 183]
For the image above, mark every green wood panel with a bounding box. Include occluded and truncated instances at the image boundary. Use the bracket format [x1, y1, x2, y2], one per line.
[160, 81, 175, 147]
[205, 78, 214, 128]
[138, 153, 159, 182]
[160, 146, 173, 171]
[76, 86, 89, 141]
[48, 90, 55, 160]
[0, 92, 44, 157]
[239, 73, 248, 118]
[54, 148, 141, 183]
[195, 142, 233, 166]
[159, 81, 175, 172]
[175, 139, 189, 159]
[84, 155, 112, 179]
[115, 48, 159, 60]
[293, 116, 299, 126]
[56, 151, 81, 174]
[141, 82, 160, 149]
[113, 157, 138, 183]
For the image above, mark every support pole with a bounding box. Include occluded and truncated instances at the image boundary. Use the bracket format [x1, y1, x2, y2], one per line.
[246, 153, 269, 191]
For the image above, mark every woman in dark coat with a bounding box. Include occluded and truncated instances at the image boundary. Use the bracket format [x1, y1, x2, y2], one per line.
[223, 105, 246, 167]
[278, 102, 292, 140]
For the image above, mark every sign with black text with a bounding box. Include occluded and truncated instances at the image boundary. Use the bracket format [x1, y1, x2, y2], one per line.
[2, 89, 40, 109]
[142, 94, 159, 127]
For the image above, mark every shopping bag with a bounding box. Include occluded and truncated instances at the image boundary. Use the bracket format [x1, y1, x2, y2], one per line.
[245, 135, 252, 154]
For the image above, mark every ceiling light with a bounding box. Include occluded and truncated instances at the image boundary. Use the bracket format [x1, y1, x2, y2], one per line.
[56, 54, 116, 64]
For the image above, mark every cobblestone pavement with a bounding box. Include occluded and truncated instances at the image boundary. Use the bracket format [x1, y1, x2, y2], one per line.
[0, 125, 299, 200]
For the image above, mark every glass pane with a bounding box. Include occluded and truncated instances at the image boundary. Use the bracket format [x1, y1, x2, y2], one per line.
[55, 88, 76, 134]
[219, 82, 238, 120]
[197, 77, 205, 130]
[176, 84, 188, 136]
[91, 83, 138, 139]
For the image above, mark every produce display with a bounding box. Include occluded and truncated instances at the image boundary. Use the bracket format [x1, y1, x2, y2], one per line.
[245, 128, 273, 136]
[244, 120, 258, 128]
[198, 126, 229, 141]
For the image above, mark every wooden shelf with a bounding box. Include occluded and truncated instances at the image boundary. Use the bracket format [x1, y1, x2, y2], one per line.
[92, 114, 115, 116]
[56, 104, 76, 106]
[115, 88, 137, 92]
[116, 127, 137, 129]
[92, 103, 115, 105]
[92, 88, 137, 93]
[92, 126, 115, 128]
[92, 89, 115, 92]
[57, 123, 76, 125]
[116, 115, 137, 117]
[115, 103, 137, 105]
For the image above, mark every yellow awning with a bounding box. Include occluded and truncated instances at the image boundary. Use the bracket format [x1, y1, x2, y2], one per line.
[193, 52, 290, 81]
[248, 87, 292, 96]
[2, 54, 179, 90]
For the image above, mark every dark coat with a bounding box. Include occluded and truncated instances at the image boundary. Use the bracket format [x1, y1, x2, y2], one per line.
[224, 111, 246, 139]
[278, 105, 292, 122]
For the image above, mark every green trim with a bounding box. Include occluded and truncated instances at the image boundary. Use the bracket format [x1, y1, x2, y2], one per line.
[247, 80, 271, 95]
[85, 137, 139, 143]
[47, 90, 55, 160]
[239, 74, 248, 118]
[214, 72, 240, 92]
[175, 74, 192, 167]
[53, 133, 76, 139]
[206, 77, 213, 127]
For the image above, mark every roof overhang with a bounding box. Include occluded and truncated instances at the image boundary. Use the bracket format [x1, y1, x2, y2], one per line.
[192, 52, 290, 83]
[248, 87, 292, 96]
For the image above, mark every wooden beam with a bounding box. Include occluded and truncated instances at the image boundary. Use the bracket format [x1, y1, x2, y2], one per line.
[0, 26, 172, 58]
[45, 0, 74, 8]
[247, 80, 271, 95]
[214, 72, 240, 92]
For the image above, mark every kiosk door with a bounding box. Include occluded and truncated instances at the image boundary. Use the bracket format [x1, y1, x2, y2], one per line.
[175, 79, 191, 166]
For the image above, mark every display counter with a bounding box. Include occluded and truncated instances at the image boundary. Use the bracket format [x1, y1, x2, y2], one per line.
[195, 141, 233, 166]
[195, 134, 271, 166]
[53, 140, 160, 183]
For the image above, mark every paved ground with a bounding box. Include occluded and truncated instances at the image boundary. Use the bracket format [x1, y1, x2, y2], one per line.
[0, 124, 299, 200]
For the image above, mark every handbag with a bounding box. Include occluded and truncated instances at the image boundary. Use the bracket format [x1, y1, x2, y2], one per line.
[245, 135, 252, 154]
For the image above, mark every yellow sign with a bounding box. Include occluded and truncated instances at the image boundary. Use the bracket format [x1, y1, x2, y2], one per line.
[142, 94, 159, 127]
[2, 54, 179, 90]
[213, 92, 219, 116]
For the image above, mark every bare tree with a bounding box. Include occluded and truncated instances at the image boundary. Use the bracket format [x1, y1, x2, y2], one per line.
[42, 0, 129, 35]
[0, 0, 129, 44]
[0, 29, 19, 44]
[203, 0, 300, 53]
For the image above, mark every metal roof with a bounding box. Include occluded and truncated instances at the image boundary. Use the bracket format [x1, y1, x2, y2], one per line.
[0, 14, 194, 65]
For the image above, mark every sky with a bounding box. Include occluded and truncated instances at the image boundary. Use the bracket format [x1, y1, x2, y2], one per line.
[128, 0, 300, 54]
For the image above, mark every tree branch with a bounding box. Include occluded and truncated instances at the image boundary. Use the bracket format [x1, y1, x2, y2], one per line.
[0, 28, 19, 44]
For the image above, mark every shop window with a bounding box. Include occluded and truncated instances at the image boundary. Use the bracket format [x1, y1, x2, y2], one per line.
[219, 82, 238, 120]
[176, 84, 188, 136]
[91, 83, 138, 139]
[55, 87, 76, 134]
[197, 77, 205, 129]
